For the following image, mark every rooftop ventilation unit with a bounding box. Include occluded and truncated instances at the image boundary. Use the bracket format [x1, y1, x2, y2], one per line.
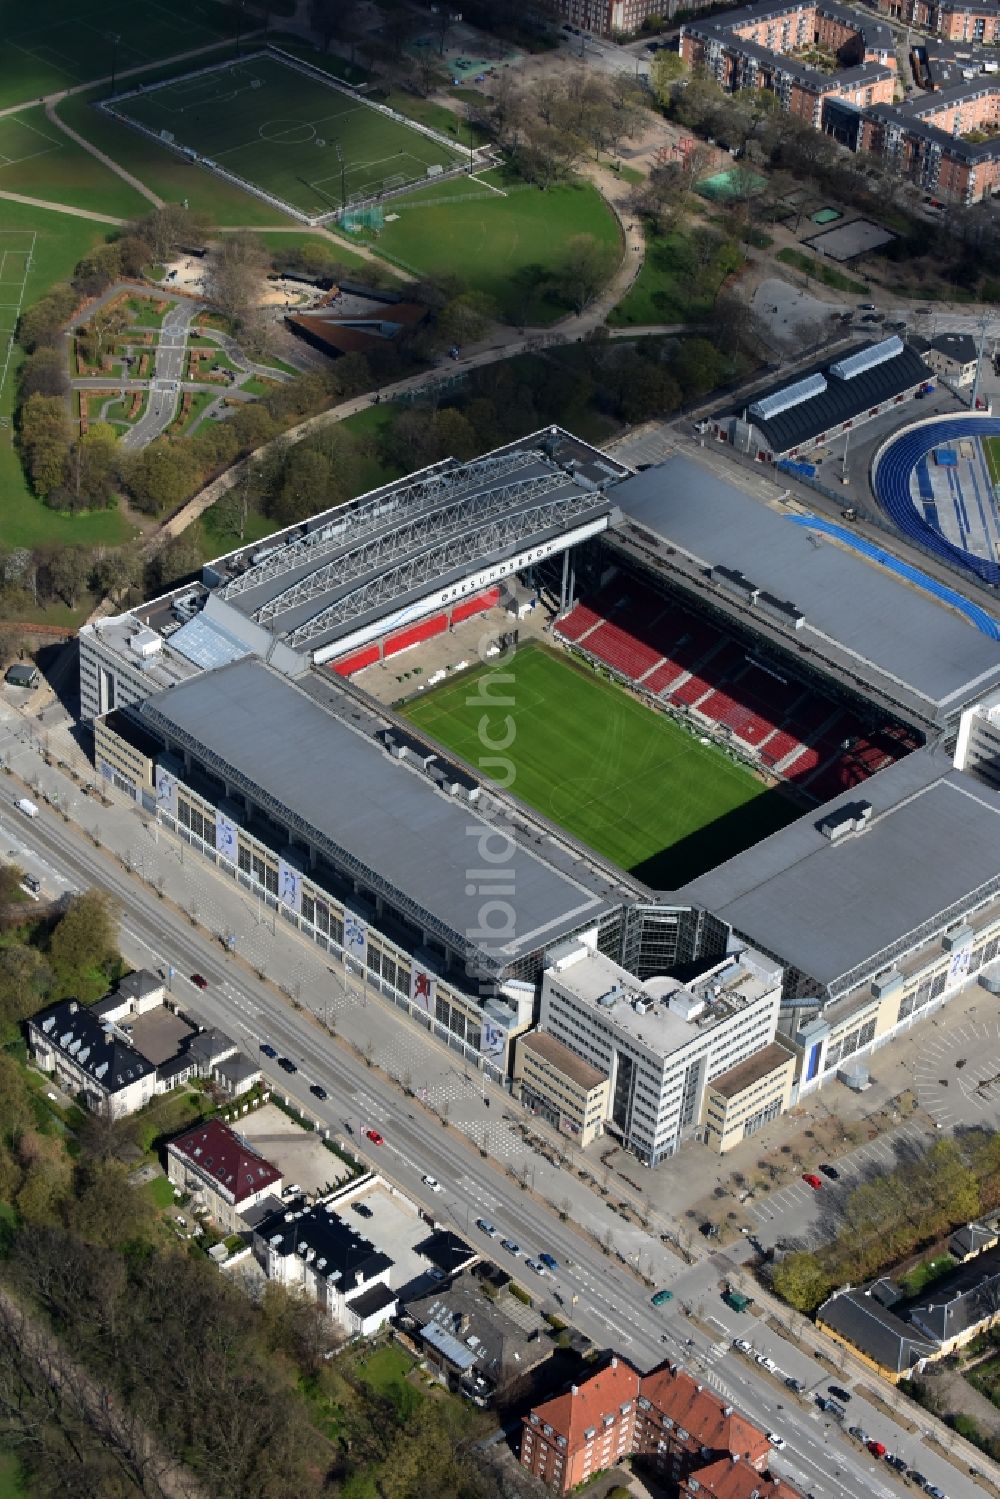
[748, 372, 827, 421]
[829, 336, 903, 380]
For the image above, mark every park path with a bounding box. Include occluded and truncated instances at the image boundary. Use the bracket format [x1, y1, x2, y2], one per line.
[216, 223, 417, 278]
[44, 100, 164, 209]
[0, 33, 266, 119]
[0, 189, 126, 225]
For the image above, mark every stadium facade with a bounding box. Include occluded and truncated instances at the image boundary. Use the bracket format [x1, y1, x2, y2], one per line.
[80, 429, 1000, 1164]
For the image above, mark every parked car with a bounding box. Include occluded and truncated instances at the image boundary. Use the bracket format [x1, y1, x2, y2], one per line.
[885, 1455, 907, 1472]
[651, 1289, 674, 1307]
[500, 1238, 521, 1256]
[907, 1474, 928, 1490]
[802, 1173, 823, 1190]
[309, 1083, 328, 1100]
[352, 1202, 373, 1218]
[925, 1487, 947, 1499]
[819, 1163, 840, 1180]
[767, 1433, 786, 1451]
[476, 1218, 497, 1237]
[867, 1440, 887, 1459]
[260, 1042, 277, 1058]
[828, 1385, 851, 1401]
[364, 1128, 384, 1145]
[785, 1376, 805, 1391]
[524, 1258, 545, 1274]
[422, 1174, 443, 1193]
[539, 1252, 558, 1271]
[816, 1397, 845, 1418]
[859, 302, 877, 311]
[277, 1057, 296, 1073]
[734, 1339, 753, 1354]
[756, 1355, 777, 1374]
[190, 973, 208, 989]
[848, 1427, 869, 1444]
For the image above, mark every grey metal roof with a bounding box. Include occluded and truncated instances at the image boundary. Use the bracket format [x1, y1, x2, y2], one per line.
[725, 340, 931, 454]
[139, 657, 615, 970]
[612, 456, 1000, 712]
[680, 750, 1000, 993]
[819, 1288, 937, 1376]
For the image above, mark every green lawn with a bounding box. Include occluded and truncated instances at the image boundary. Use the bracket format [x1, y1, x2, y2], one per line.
[403, 643, 798, 885]
[372, 170, 621, 324]
[897, 1252, 956, 1297]
[0, 1451, 27, 1499]
[609, 226, 741, 327]
[54, 89, 296, 228]
[0, 202, 136, 552]
[246, 229, 386, 276]
[142, 1174, 177, 1210]
[776, 247, 869, 295]
[265, 34, 369, 87]
[0, 0, 236, 108]
[0, 107, 150, 219]
[983, 436, 1000, 487]
[115, 55, 466, 220]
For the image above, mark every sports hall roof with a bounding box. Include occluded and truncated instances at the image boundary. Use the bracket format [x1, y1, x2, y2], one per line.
[137, 657, 622, 975]
[611, 456, 1000, 718]
[679, 749, 1000, 995]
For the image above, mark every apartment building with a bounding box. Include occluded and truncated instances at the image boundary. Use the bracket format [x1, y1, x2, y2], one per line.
[166, 1118, 283, 1233]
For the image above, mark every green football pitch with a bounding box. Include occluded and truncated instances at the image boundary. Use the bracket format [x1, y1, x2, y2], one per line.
[403, 644, 799, 886]
[114, 54, 466, 219]
[983, 435, 1000, 487]
[0, 0, 234, 109]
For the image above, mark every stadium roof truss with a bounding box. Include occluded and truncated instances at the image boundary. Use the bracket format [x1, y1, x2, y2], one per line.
[255, 470, 569, 626]
[221, 448, 542, 603]
[287, 486, 610, 648]
[138, 695, 506, 975]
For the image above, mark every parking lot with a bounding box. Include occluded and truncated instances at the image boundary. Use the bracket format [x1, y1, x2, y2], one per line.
[236, 1104, 352, 1197]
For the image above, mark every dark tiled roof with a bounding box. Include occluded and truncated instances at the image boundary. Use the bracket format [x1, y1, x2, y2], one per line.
[819, 1286, 939, 1374]
[255, 1199, 392, 1293]
[30, 999, 155, 1094]
[734, 340, 931, 453]
[348, 1282, 398, 1318]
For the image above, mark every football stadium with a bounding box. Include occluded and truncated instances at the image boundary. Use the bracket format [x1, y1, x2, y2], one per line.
[105, 49, 469, 220]
[79, 428, 1000, 1156]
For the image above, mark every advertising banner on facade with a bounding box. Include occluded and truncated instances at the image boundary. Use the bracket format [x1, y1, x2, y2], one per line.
[216, 812, 238, 863]
[154, 766, 178, 819]
[410, 968, 436, 1014]
[480, 1019, 505, 1060]
[344, 912, 367, 961]
[278, 859, 302, 915]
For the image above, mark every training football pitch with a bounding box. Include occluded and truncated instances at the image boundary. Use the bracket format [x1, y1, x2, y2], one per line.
[983, 435, 1000, 488]
[112, 54, 466, 220]
[403, 644, 798, 886]
[0, 0, 234, 109]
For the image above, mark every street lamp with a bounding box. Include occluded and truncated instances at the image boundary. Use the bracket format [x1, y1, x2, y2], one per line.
[235, 0, 246, 57]
[335, 142, 346, 210]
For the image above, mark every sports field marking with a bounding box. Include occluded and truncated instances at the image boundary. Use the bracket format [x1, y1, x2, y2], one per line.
[983, 434, 1000, 488]
[0, 230, 35, 417]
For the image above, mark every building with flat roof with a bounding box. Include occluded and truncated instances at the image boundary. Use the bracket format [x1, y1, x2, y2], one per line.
[703, 1040, 796, 1152]
[513, 1030, 610, 1146]
[913, 330, 979, 386]
[682, 748, 1000, 1091]
[612, 456, 1000, 728]
[539, 940, 783, 1164]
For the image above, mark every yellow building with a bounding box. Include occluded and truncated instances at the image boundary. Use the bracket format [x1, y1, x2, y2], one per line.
[94, 709, 159, 801]
[703, 1042, 795, 1153]
[513, 1031, 610, 1146]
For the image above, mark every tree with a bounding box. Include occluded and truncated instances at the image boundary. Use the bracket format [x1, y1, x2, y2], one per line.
[92, 547, 140, 606]
[122, 440, 202, 514]
[650, 49, 687, 104]
[437, 290, 497, 347]
[18, 283, 78, 353]
[20, 347, 69, 401]
[555, 233, 618, 313]
[208, 233, 270, 344]
[19, 393, 71, 497]
[67, 424, 119, 510]
[771, 1250, 832, 1313]
[672, 336, 727, 398]
[48, 889, 120, 999]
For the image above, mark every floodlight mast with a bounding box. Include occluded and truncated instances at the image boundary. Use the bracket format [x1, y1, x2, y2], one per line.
[108, 32, 120, 98]
[335, 142, 346, 210]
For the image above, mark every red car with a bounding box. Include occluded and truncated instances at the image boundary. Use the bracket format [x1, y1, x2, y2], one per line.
[189, 973, 208, 989]
[364, 1129, 384, 1146]
[867, 1441, 887, 1459]
[802, 1173, 823, 1190]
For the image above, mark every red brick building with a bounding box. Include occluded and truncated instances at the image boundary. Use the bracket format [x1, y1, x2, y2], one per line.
[519, 1357, 792, 1497]
[874, 0, 1000, 44]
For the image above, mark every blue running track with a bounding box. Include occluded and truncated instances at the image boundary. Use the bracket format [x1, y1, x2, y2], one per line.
[872, 415, 1000, 586]
[785, 514, 1000, 638]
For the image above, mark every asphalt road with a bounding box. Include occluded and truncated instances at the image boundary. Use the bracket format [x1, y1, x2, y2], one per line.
[120, 302, 199, 449]
[2, 799, 990, 1499]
